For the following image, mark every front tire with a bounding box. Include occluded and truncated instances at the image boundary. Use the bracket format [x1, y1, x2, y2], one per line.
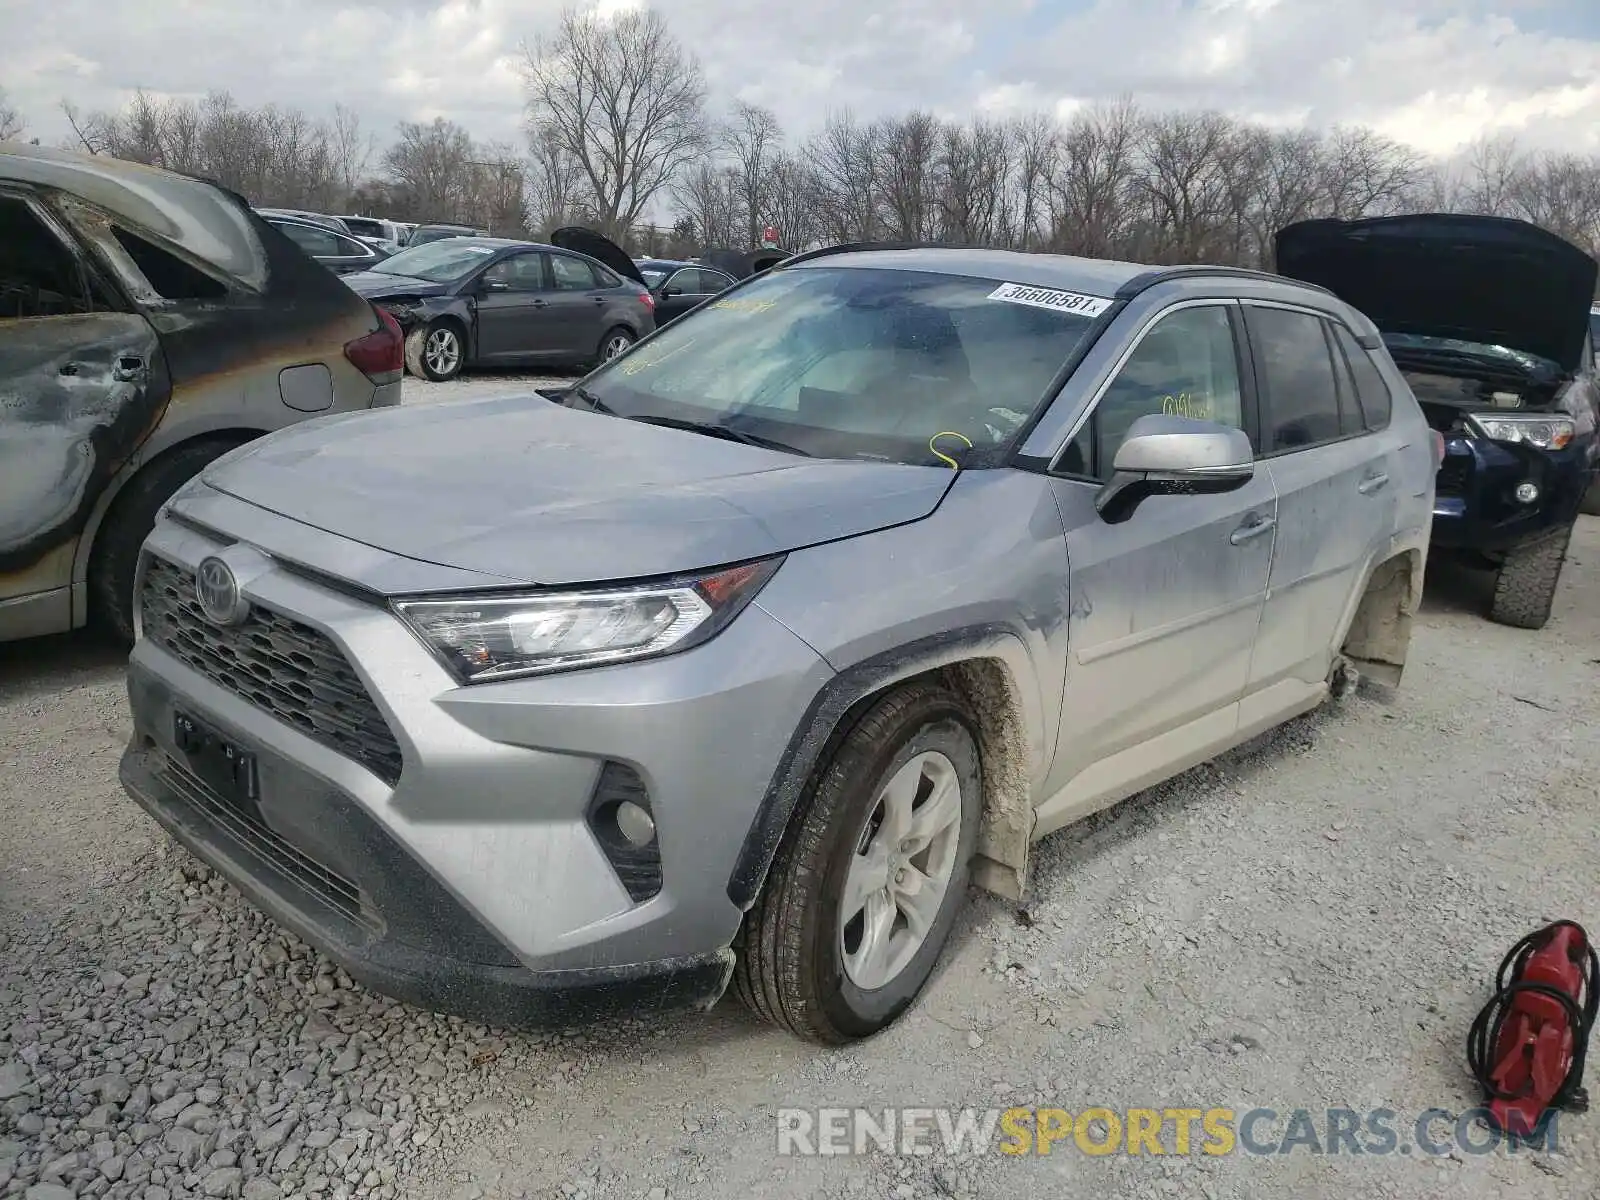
[1488, 523, 1572, 629]
[733, 681, 982, 1044]
[404, 321, 465, 381]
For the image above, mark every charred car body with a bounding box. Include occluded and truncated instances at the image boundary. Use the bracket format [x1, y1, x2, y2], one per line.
[1278, 215, 1600, 629]
[0, 143, 404, 644]
[345, 232, 655, 382]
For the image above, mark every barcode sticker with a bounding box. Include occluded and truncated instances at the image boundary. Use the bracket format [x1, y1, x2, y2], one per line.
[988, 282, 1112, 317]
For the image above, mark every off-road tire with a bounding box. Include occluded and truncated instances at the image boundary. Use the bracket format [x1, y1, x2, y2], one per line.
[88, 437, 252, 645]
[404, 321, 465, 382]
[1488, 523, 1573, 630]
[1580, 475, 1600, 517]
[732, 681, 982, 1044]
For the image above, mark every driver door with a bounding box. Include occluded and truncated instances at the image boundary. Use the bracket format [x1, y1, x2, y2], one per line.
[473, 251, 558, 360]
[1037, 301, 1278, 834]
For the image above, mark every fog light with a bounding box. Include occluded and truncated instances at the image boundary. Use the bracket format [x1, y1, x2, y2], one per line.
[615, 799, 656, 847]
[1515, 482, 1539, 504]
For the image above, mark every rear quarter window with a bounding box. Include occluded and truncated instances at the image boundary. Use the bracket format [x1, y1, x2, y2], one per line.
[112, 227, 228, 301]
[1331, 323, 1393, 431]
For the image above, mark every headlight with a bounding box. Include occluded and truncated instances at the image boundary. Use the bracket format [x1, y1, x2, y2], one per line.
[1469, 413, 1575, 450]
[392, 558, 783, 683]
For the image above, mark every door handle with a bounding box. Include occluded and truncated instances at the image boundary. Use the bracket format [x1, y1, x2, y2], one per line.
[115, 355, 145, 381]
[1229, 515, 1276, 545]
[1358, 472, 1390, 495]
[530, 298, 547, 308]
[58, 362, 80, 376]
[593, 295, 606, 304]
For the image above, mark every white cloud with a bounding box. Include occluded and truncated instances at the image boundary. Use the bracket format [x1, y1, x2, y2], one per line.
[2, 0, 1599, 159]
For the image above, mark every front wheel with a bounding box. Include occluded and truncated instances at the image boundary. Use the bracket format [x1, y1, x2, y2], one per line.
[1488, 523, 1572, 629]
[733, 681, 982, 1044]
[404, 321, 465, 382]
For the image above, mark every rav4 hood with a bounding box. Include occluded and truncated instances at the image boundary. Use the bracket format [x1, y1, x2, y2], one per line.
[549, 226, 646, 286]
[197, 398, 955, 590]
[1275, 215, 1599, 373]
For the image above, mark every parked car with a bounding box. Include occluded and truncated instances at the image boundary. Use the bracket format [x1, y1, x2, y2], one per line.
[119, 242, 1434, 1042]
[634, 257, 737, 324]
[254, 207, 351, 234]
[1278, 215, 1600, 626]
[339, 215, 405, 253]
[407, 223, 488, 248]
[260, 214, 389, 275]
[341, 235, 655, 380]
[0, 142, 403, 644]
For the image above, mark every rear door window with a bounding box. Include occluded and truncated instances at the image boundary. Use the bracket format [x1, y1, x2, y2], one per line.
[1247, 305, 1348, 452]
[0, 196, 116, 318]
[550, 254, 599, 291]
[111, 228, 228, 301]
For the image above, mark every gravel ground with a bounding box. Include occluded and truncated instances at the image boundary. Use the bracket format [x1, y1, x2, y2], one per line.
[1, 386, 1598, 1199]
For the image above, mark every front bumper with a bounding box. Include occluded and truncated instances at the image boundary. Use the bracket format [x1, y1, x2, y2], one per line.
[120, 505, 832, 1025]
[1429, 434, 1595, 552]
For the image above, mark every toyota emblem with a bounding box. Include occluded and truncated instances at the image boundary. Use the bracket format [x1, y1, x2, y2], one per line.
[195, 556, 248, 626]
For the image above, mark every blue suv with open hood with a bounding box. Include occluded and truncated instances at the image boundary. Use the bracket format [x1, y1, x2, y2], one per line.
[1278, 215, 1600, 629]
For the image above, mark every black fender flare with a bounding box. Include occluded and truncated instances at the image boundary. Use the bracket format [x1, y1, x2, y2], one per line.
[725, 623, 1042, 909]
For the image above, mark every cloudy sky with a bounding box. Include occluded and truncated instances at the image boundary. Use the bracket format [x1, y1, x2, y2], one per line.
[5, 0, 1600, 159]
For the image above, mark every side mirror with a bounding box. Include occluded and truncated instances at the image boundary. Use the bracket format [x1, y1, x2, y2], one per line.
[661, 285, 682, 298]
[1095, 414, 1255, 524]
[479, 277, 510, 294]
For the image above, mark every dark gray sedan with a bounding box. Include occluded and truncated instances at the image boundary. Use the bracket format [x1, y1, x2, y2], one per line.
[341, 237, 656, 381]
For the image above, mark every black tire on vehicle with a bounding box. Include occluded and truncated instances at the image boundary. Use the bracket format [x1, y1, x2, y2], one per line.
[732, 680, 982, 1044]
[596, 326, 635, 366]
[88, 437, 252, 645]
[1488, 523, 1573, 630]
[404, 321, 465, 382]
[1580, 475, 1600, 517]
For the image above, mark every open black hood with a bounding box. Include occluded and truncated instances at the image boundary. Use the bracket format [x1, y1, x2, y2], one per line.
[1275, 215, 1599, 372]
[550, 226, 646, 286]
[697, 246, 792, 280]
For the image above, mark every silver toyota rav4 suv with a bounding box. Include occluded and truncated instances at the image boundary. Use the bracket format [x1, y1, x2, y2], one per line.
[119, 247, 1437, 1044]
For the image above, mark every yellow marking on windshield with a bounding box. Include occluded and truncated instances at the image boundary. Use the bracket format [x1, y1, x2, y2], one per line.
[710, 297, 778, 314]
[620, 335, 700, 376]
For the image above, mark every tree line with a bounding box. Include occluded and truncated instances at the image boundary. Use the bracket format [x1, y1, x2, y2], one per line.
[7, 8, 1600, 269]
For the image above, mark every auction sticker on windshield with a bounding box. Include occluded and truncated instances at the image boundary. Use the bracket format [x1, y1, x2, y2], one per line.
[989, 282, 1111, 317]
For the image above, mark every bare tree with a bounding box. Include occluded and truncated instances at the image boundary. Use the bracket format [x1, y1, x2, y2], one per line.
[384, 118, 475, 220]
[806, 110, 881, 242]
[937, 118, 1011, 245]
[723, 101, 783, 246]
[873, 111, 941, 242]
[1008, 113, 1057, 251]
[1047, 98, 1142, 258]
[522, 6, 709, 238]
[671, 163, 741, 249]
[330, 105, 375, 206]
[0, 89, 25, 141]
[526, 125, 588, 233]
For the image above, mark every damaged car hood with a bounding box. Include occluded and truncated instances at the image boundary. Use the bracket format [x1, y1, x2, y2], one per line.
[195, 397, 956, 589]
[1275, 215, 1600, 373]
[342, 272, 452, 300]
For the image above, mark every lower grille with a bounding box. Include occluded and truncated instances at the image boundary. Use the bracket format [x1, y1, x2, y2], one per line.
[157, 753, 371, 928]
[140, 555, 404, 785]
[1436, 456, 1472, 497]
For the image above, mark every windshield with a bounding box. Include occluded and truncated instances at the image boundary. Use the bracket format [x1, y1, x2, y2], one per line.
[639, 266, 670, 287]
[572, 265, 1102, 465]
[409, 227, 470, 247]
[372, 240, 498, 282]
[1383, 332, 1559, 377]
[343, 217, 383, 238]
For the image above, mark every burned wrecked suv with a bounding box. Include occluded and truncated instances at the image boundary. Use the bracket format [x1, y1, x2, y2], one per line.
[1278, 215, 1600, 629]
[0, 143, 403, 643]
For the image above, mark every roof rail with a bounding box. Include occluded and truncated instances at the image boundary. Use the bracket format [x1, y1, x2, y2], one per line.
[1115, 264, 1335, 300]
[775, 240, 946, 269]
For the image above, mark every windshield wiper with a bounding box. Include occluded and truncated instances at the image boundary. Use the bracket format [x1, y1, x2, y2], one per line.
[628, 414, 812, 456]
[566, 384, 615, 414]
